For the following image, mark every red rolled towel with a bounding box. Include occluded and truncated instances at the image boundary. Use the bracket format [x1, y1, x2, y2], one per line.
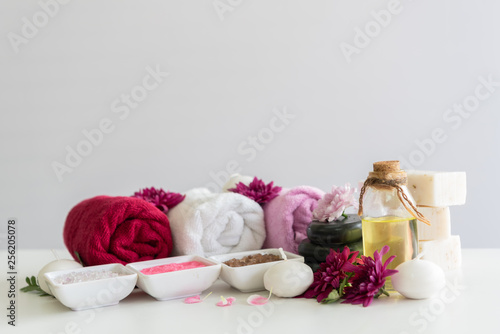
[63, 195, 173, 266]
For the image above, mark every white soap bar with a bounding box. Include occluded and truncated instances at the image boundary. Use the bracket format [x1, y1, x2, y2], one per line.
[419, 235, 462, 271]
[417, 206, 451, 241]
[406, 171, 467, 206]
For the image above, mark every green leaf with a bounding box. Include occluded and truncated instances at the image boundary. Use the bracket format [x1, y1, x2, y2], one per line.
[321, 289, 341, 304]
[20, 276, 52, 297]
[339, 277, 347, 296]
[74, 251, 84, 266]
[374, 285, 390, 299]
[339, 272, 354, 296]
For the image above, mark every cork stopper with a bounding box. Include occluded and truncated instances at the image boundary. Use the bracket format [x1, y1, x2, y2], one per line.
[368, 160, 407, 182]
[373, 160, 400, 172]
[359, 160, 430, 225]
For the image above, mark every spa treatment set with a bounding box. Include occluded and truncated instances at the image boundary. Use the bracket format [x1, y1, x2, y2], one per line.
[24, 160, 466, 310]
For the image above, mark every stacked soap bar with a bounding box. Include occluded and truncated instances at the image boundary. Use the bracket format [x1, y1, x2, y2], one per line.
[406, 170, 466, 271]
[406, 171, 466, 206]
[417, 206, 451, 241]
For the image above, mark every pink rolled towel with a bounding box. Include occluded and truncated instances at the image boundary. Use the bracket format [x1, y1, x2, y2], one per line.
[263, 186, 325, 254]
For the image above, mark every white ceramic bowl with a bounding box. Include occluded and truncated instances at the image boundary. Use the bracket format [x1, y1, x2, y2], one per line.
[210, 249, 304, 292]
[44, 263, 137, 311]
[126, 255, 221, 301]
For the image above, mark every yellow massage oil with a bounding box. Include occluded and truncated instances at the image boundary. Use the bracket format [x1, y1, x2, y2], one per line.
[362, 216, 418, 290]
[359, 161, 429, 292]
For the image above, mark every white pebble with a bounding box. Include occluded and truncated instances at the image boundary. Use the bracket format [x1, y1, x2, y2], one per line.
[392, 258, 446, 299]
[263, 261, 313, 298]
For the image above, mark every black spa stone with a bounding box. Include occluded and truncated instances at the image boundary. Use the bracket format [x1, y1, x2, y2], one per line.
[306, 214, 362, 246]
[298, 239, 363, 265]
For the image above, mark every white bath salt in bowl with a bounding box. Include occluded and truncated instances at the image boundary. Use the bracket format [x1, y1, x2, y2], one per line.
[44, 264, 137, 311]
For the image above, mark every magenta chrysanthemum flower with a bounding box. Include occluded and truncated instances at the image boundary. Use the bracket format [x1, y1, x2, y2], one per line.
[303, 246, 359, 303]
[312, 183, 358, 222]
[228, 177, 282, 204]
[342, 245, 398, 307]
[132, 187, 185, 213]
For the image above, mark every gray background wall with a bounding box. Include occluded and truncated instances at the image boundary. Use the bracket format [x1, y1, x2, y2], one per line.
[1, 0, 499, 249]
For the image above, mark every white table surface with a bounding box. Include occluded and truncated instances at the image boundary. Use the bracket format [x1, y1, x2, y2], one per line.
[1, 249, 499, 334]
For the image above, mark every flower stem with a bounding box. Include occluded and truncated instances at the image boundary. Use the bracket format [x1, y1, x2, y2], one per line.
[375, 285, 390, 299]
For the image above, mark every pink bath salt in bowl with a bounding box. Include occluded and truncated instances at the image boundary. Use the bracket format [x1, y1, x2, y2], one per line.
[140, 261, 207, 275]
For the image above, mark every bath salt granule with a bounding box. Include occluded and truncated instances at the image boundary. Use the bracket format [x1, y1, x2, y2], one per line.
[53, 270, 121, 284]
[140, 261, 207, 275]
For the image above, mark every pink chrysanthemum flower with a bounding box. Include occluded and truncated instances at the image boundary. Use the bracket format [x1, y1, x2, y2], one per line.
[228, 177, 282, 204]
[132, 187, 185, 213]
[313, 183, 358, 222]
[303, 246, 359, 303]
[342, 245, 398, 307]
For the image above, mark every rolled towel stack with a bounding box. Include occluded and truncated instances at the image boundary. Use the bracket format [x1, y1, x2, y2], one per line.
[63, 196, 173, 266]
[263, 186, 325, 254]
[167, 188, 266, 257]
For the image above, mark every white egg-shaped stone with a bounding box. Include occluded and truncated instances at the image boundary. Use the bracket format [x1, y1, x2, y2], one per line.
[392, 258, 446, 299]
[263, 261, 314, 297]
[38, 259, 83, 294]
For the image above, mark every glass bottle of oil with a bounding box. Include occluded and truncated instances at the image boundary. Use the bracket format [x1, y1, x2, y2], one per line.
[358, 161, 423, 291]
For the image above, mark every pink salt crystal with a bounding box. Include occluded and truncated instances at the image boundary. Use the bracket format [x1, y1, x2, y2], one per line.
[140, 261, 207, 275]
[184, 296, 202, 304]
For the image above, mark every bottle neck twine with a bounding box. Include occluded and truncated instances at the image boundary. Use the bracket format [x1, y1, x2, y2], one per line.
[358, 177, 431, 225]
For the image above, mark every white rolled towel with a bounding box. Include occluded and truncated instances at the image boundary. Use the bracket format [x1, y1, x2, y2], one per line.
[167, 188, 266, 257]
